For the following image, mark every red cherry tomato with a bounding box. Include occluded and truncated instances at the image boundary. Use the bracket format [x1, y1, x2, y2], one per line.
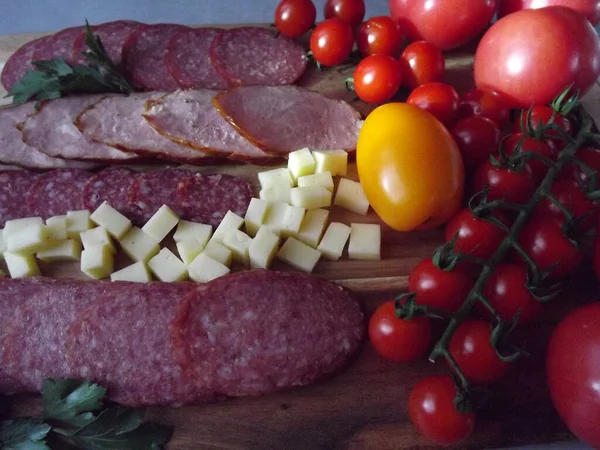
[458, 89, 511, 127]
[449, 319, 510, 384]
[473, 159, 536, 204]
[399, 41, 445, 90]
[324, 0, 365, 28]
[451, 116, 501, 173]
[353, 54, 403, 104]
[406, 82, 460, 126]
[513, 105, 573, 141]
[562, 147, 600, 188]
[369, 301, 432, 362]
[408, 375, 476, 446]
[274, 0, 317, 38]
[499, 0, 600, 26]
[309, 18, 354, 66]
[356, 16, 403, 57]
[502, 133, 558, 183]
[534, 179, 597, 231]
[480, 263, 542, 324]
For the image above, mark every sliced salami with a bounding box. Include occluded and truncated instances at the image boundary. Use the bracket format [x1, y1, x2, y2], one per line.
[0, 170, 38, 227]
[82, 167, 141, 221]
[1, 35, 52, 91]
[209, 27, 308, 87]
[165, 28, 228, 90]
[123, 23, 190, 91]
[26, 169, 92, 219]
[32, 26, 84, 64]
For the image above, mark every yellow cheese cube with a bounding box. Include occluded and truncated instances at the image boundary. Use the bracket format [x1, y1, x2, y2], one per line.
[334, 178, 370, 215]
[211, 211, 244, 243]
[66, 210, 92, 240]
[80, 227, 116, 253]
[349, 223, 381, 260]
[80, 244, 114, 279]
[173, 220, 212, 245]
[45, 215, 68, 241]
[90, 202, 132, 240]
[203, 240, 232, 267]
[188, 253, 230, 283]
[244, 198, 269, 237]
[5, 222, 50, 254]
[222, 229, 253, 266]
[258, 167, 294, 189]
[249, 226, 280, 269]
[317, 222, 351, 261]
[141, 204, 179, 243]
[148, 248, 188, 282]
[288, 148, 316, 181]
[3, 217, 43, 239]
[119, 227, 160, 263]
[297, 209, 329, 248]
[281, 205, 306, 238]
[176, 237, 206, 265]
[312, 150, 348, 176]
[37, 239, 82, 263]
[110, 261, 152, 283]
[4, 252, 40, 278]
[290, 186, 332, 209]
[297, 172, 334, 192]
[277, 237, 322, 273]
[259, 185, 292, 204]
[263, 202, 288, 235]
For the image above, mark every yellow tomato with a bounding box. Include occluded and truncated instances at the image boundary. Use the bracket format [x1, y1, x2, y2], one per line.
[357, 103, 464, 231]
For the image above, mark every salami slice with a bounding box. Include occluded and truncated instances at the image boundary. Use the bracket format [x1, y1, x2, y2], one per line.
[123, 23, 190, 91]
[82, 167, 141, 221]
[1, 35, 52, 91]
[72, 20, 144, 66]
[209, 27, 308, 87]
[0, 170, 38, 227]
[26, 169, 92, 219]
[32, 26, 84, 64]
[165, 28, 228, 90]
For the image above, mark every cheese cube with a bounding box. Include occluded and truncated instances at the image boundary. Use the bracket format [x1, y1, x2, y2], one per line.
[203, 240, 232, 267]
[349, 223, 381, 260]
[263, 202, 288, 235]
[312, 150, 348, 176]
[176, 237, 206, 265]
[297, 209, 329, 248]
[66, 210, 92, 240]
[258, 167, 294, 189]
[188, 253, 230, 283]
[277, 237, 322, 273]
[45, 216, 68, 241]
[317, 222, 351, 261]
[297, 172, 334, 192]
[119, 227, 160, 263]
[259, 185, 292, 204]
[37, 239, 82, 262]
[4, 252, 40, 278]
[244, 198, 269, 237]
[148, 248, 188, 282]
[90, 202, 132, 240]
[281, 205, 306, 238]
[334, 178, 370, 215]
[222, 229, 253, 266]
[141, 205, 179, 243]
[290, 186, 332, 209]
[80, 227, 116, 253]
[211, 211, 244, 243]
[80, 244, 114, 280]
[6, 222, 50, 254]
[110, 261, 152, 283]
[249, 227, 280, 269]
[288, 148, 316, 181]
[3, 217, 43, 239]
[173, 221, 212, 245]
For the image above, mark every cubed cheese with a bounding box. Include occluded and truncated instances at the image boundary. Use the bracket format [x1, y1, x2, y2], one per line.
[249, 226, 280, 269]
[110, 261, 152, 283]
[37, 239, 82, 262]
[173, 221, 212, 245]
[80, 227, 116, 253]
[141, 204, 179, 243]
[90, 202, 132, 240]
[5, 222, 50, 254]
[297, 209, 329, 248]
[148, 248, 188, 282]
[259, 185, 292, 204]
[349, 223, 381, 260]
[176, 237, 206, 265]
[288, 148, 316, 181]
[277, 237, 322, 273]
[312, 150, 348, 176]
[211, 211, 244, 243]
[45, 215, 68, 241]
[262, 202, 288, 235]
[244, 198, 269, 237]
[188, 253, 230, 283]
[281, 205, 306, 238]
[222, 228, 253, 266]
[80, 244, 114, 279]
[119, 227, 160, 263]
[334, 178, 370, 215]
[317, 222, 351, 261]
[4, 252, 40, 278]
[3, 217, 43, 239]
[203, 240, 232, 267]
[297, 172, 334, 192]
[66, 210, 92, 240]
[290, 186, 332, 209]
[258, 167, 294, 189]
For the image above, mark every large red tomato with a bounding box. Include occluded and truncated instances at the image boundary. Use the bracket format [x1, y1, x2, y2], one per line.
[547, 302, 600, 449]
[389, 0, 497, 50]
[498, 0, 600, 25]
[474, 6, 600, 108]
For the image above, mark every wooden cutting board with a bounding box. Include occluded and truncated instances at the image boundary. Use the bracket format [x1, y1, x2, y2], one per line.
[2, 24, 600, 449]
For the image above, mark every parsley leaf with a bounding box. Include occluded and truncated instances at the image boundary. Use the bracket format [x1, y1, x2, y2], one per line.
[42, 379, 106, 428]
[0, 418, 51, 450]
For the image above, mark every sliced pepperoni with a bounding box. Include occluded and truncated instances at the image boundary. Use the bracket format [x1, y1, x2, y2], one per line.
[1, 35, 52, 91]
[82, 167, 141, 221]
[32, 26, 84, 65]
[26, 169, 92, 219]
[0, 170, 38, 227]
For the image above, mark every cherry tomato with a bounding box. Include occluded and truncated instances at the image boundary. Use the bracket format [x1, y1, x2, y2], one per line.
[515, 216, 583, 281]
[562, 146, 600, 188]
[473, 159, 536, 205]
[513, 105, 573, 141]
[502, 133, 558, 183]
[356, 16, 403, 57]
[449, 319, 510, 384]
[445, 209, 509, 260]
[458, 89, 511, 127]
[408, 376, 476, 445]
[309, 18, 354, 66]
[547, 302, 600, 449]
[357, 103, 465, 231]
[353, 54, 403, 104]
[475, 6, 600, 107]
[451, 116, 501, 173]
[534, 179, 597, 231]
[499, 0, 600, 26]
[274, 0, 317, 38]
[399, 41, 445, 90]
[480, 263, 542, 324]
[406, 82, 460, 127]
[390, 0, 497, 50]
[324, 0, 365, 28]
[369, 301, 432, 362]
